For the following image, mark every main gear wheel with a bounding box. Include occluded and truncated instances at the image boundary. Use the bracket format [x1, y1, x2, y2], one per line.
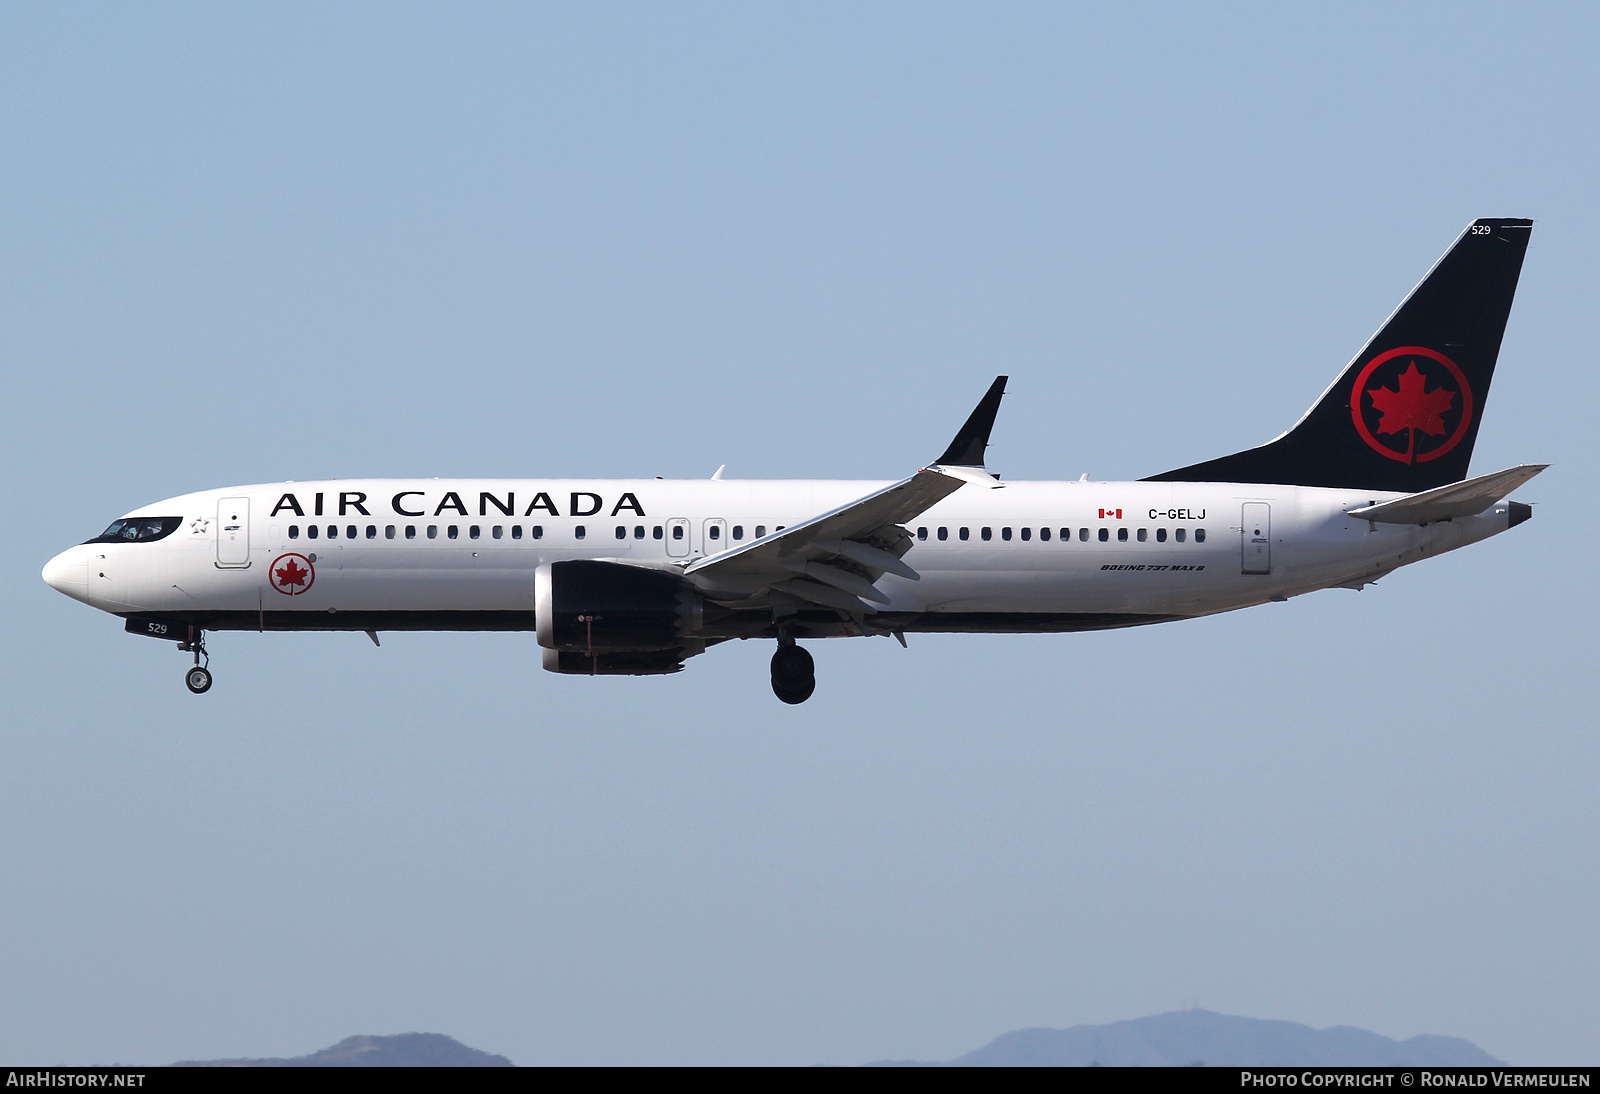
[770, 643, 815, 705]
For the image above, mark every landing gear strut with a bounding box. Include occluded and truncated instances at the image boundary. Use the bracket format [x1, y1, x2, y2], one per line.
[178, 628, 212, 694]
[770, 639, 815, 705]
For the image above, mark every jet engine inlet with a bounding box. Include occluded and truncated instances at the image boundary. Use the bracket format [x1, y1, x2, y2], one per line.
[535, 560, 703, 653]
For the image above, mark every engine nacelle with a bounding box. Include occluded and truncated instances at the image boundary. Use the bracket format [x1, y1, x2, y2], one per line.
[541, 648, 687, 675]
[535, 560, 703, 654]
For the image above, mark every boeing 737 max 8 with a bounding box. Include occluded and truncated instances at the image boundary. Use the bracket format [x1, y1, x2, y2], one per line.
[43, 219, 1543, 703]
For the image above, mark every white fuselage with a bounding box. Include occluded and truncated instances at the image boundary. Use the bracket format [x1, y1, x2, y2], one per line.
[43, 477, 1517, 634]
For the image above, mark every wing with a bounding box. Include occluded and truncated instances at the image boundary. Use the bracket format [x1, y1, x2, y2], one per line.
[684, 375, 1010, 615]
[684, 468, 964, 613]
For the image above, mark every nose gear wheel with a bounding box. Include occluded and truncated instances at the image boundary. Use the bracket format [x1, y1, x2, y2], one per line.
[178, 627, 212, 694]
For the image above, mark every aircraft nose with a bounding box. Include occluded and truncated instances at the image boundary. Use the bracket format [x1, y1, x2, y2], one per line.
[42, 547, 89, 599]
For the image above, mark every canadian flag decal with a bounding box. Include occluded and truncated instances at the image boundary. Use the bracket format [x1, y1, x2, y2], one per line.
[1098, 508, 1123, 519]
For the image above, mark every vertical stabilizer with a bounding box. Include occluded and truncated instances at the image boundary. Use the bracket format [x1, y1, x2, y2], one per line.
[1146, 219, 1532, 492]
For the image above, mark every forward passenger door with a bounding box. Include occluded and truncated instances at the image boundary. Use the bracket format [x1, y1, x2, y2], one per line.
[216, 498, 251, 568]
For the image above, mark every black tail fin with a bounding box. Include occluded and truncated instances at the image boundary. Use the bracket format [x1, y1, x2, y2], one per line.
[1145, 218, 1533, 492]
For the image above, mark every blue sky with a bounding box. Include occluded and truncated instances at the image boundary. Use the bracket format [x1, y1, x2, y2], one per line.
[2, 2, 1596, 1065]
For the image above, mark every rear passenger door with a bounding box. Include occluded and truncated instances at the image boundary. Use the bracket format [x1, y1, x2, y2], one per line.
[1241, 502, 1271, 574]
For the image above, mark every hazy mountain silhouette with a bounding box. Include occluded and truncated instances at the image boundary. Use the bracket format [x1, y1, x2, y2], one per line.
[868, 1010, 1504, 1067]
[174, 1033, 512, 1067]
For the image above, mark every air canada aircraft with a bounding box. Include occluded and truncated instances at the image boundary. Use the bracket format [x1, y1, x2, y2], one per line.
[44, 218, 1543, 703]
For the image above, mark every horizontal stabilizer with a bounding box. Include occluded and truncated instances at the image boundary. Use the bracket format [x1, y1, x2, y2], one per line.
[1347, 464, 1547, 525]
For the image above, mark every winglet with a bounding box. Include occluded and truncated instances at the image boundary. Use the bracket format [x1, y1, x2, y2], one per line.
[935, 376, 1007, 467]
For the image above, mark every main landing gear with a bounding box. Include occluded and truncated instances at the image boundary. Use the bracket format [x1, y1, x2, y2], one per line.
[770, 639, 815, 705]
[178, 628, 212, 694]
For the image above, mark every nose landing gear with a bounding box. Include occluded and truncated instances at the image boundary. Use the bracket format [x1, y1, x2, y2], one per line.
[178, 628, 212, 694]
[770, 639, 815, 705]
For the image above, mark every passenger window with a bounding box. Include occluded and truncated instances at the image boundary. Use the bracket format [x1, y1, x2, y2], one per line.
[1117, 528, 1128, 542]
[615, 525, 626, 540]
[1001, 527, 1011, 541]
[366, 526, 376, 539]
[406, 525, 416, 539]
[427, 526, 438, 539]
[1078, 528, 1088, 542]
[307, 525, 319, 540]
[917, 527, 927, 541]
[288, 526, 299, 540]
[635, 526, 646, 539]
[1020, 527, 1031, 541]
[1156, 528, 1166, 542]
[1098, 528, 1108, 542]
[672, 526, 684, 540]
[386, 526, 397, 539]
[327, 525, 338, 539]
[444, 526, 456, 539]
[959, 527, 969, 541]
[469, 526, 480, 539]
[709, 525, 720, 540]
[1175, 528, 1186, 542]
[1137, 528, 1147, 542]
[532, 526, 543, 539]
[511, 526, 523, 540]
[732, 526, 743, 540]
[492, 526, 503, 539]
[575, 526, 586, 540]
[981, 527, 992, 541]
[1195, 528, 1207, 543]
[653, 526, 663, 540]
[776, 526, 785, 531]
[347, 525, 357, 539]
[937, 527, 948, 541]
[755, 526, 766, 538]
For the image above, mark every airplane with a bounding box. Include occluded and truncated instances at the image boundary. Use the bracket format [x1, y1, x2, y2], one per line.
[43, 218, 1543, 704]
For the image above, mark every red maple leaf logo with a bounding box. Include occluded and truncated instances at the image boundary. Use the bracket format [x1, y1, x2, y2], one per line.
[1349, 346, 1474, 465]
[1365, 361, 1457, 463]
[275, 559, 309, 589]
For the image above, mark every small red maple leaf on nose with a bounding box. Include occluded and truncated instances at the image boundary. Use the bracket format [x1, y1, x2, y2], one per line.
[1366, 361, 1457, 462]
[275, 559, 309, 588]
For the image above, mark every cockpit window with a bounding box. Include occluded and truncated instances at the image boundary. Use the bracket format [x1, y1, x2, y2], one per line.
[86, 516, 182, 545]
